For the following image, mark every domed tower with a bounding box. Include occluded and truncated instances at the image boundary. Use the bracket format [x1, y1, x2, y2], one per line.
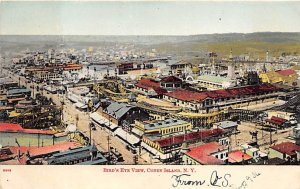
[227, 49, 235, 80]
[266, 50, 269, 62]
[209, 52, 218, 74]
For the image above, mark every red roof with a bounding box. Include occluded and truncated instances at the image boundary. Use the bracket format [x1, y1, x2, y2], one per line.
[153, 87, 168, 96]
[4, 146, 32, 165]
[186, 142, 225, 165]
[0, 122, 53, 135]
[164, 88, 208, 102]
[1, 142, 81, 164]
[135, 78, 167, 95]
[154, 128, 224, 147]
[164, 83, 278, 102]
[228, 150, 252, 163]
[64, 64, 82, 68]
[28, 142, 81, 157]
[266, 116, 287, 126]
[0, 147, 14, 161]
[63, 64, 82, 70]
[160, 76, 182, 83]
[8, 98, 26, 103]
[135, 78, 160, 90]
[276, 69, 296, 76]
[0, 106, 14, 110]
[270, 142, 300, 156]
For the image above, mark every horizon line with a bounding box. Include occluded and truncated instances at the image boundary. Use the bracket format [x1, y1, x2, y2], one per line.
[1, 31, 300, 36]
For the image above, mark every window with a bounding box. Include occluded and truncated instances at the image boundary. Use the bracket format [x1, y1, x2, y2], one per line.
[220, 154, 223, 159]
[215, 154, 218, 159]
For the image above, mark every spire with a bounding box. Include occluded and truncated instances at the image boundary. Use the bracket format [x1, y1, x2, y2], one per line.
[266, 50, 269, 62]
[227, 49, 235, 80]
[229, 48, 233, 61]
[263, 63, 267, 73]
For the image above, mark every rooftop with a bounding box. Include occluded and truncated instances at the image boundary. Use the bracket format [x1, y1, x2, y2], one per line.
[198, 75, 231, 84]
[7, 88, 31, 95]
[7, 97, 26, 103]
[0, 78, 16, 85]
[135, 78, 160, 90]
[216, 121, 238, 129]
[151, 87, 168, 96]
[104, 102, 135, 120]
[228, 150, 252, 163]
[28, 142, 81, 157]
[47, 145, 107, 165]
[160, 76, 182, 83]
[153, 128, 224, 147]
[275, 69, 296, 76]
[164, 88, 208, 102]
[68, 87, 90, 95]
[144, 119, 188, 130]
[164, 83, 278, 102]
[270, 142, 300, 156]
[185, 142, 226, 165]
[266, 116, 287, 126]
[240, 144, 259, 152]
[0, 122, 53, 135]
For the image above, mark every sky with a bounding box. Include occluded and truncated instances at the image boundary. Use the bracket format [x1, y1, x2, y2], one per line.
[0, 1, 300, 35]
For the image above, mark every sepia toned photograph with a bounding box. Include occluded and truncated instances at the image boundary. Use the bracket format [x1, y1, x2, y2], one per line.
[0, 0, 300, 169]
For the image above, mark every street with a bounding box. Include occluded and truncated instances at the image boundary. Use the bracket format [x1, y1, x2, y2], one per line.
[230, 121, 294, 153]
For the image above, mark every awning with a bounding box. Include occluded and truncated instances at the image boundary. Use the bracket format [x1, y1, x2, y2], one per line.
[90, 112, 118, 130]
[114, 128, 140, 145]
[141, 142, 158, 155]
[131, 127, 144, 137]
[258, 151, 268, 158]
[91, 112, 107, 125]
[141, 142, 169, 160]
[75, 102, 88, 109]
[67, 94, 79, 103]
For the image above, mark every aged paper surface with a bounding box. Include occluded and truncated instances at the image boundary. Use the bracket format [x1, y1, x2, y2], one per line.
[0, 165, 300, 189]
[0, 0, 300, 189]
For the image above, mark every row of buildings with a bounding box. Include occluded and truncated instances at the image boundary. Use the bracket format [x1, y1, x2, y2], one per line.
[0, 122, 108, 165]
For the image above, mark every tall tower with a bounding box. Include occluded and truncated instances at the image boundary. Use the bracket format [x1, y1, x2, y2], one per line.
[227, 49, 235, 80]
[209, 52, 217, 75]
[262, 63, 267, 73]
[229, 49, 233, 61]
[266, 51, 269, 62]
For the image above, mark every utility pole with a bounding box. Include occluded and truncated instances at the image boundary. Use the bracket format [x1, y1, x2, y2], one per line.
[76, 114, 79, 130]
[269, 128, 272, 145]
[60, 96, 64, 124]
[107, 135, 111, 163]
[150, 154, 153, 164]
[38, 133, 40, 148]
[133, 154, 138, 165]
[94, 67, 96, 84]
[262, 123, 264, 138]
[89, 122, 92, 146]
[32, 84, 35, 99]
[235, 129, 237, 146]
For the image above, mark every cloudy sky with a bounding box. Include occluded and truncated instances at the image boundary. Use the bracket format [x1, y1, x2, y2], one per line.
[0, 1, 300, 35]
